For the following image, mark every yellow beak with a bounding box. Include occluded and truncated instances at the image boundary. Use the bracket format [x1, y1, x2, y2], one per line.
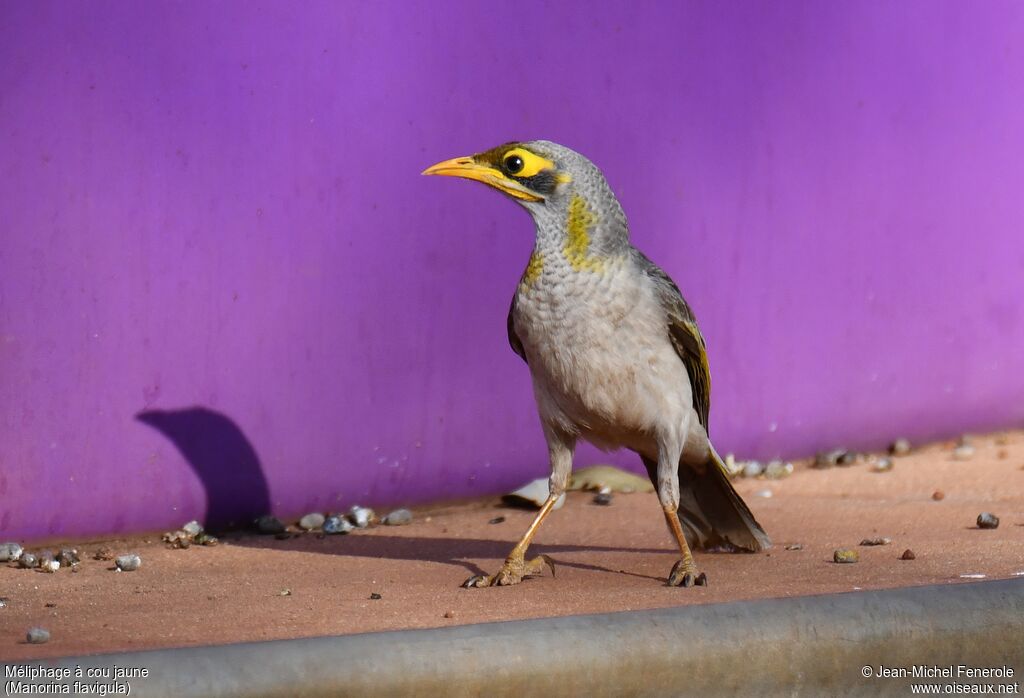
[422, 156, 543, 202]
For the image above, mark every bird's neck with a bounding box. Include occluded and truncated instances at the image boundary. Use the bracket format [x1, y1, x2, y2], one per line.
[528, 191, 630, 274]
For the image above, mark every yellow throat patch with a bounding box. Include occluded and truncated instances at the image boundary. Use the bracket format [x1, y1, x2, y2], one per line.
[520, 250, 544, 289]
[564, 194, 604, 272]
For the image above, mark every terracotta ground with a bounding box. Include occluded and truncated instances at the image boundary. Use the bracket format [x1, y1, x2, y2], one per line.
[3, 431, 1023, 661]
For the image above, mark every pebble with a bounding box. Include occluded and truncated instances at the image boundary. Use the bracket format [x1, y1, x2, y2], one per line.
[0, 542, 23, 562]
[299, 512, 326, 531]
[593, 489, 613, 506]
[40, 558, 60, 573]
[889, 438, 912, 456]
[279, 589, 292, 596]
[182, 520, 203, 537]
[383, 509, 413, 526]
[860, 537, 892, 546]
[488, 516, 506, 525]
[785, 544, 803, 551]
[369, 592, 382, 600]
[833, 549, 859, 563]
[764, 461, 794, 480]
[932, 490, 945, 501]
[443, 610, 455, 619]
[348, 506, 376, 528]
[115, 554, 142, 572]
[195, 533, 219, 546]
[26, 628, 50, 645]
[93, 547, 114, 561]
[323, 515, 354, 535]
[256, 515, 286, 535]
[952, 444, 975, 461]
[871, 457, 894, 473]
[0, 597, 8, 608]
[754, 489, 773, 498]
[742, 461, 764, 478]
[900, 549, 916, 560]
[976, 512, 999, 529]
[838, 451, 858, 466]
[813, 449, 847, 469]
[58, 549, 80, 567]
[18, 553, 38, 569]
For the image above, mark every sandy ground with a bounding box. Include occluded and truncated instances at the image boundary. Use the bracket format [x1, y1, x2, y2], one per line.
[2, 431, 1023, 661]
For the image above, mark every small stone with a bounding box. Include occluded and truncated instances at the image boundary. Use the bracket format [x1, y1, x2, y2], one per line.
[26, 627, 50, 644]
[754, 489, 773, 498]
[833, 549, 859, 563]
[0, 597, 8, 608]
[871, 457, 894, 473]
[443, 610, 455, 619]
[40, 559, 60, 573]
[299, 512, 326, 531]
[813, 449, 847, 469]
[952, 444, 976, 461]
[348, 506, 376, 528]
[195, 533, 219, 546]
[785, 544, 803, 551]
[932, 490, 945, 501]
[369, 592, 382, 600]
[0, 542, 24, 562]
[383, 509, 413, 526]
[838, 451, 858, 466]
[115, 554, 141, 572]
[742, 460, 764, 478]
[900, 549, 916, 560]
[323, 515, 354, 535]
[764, 461, 794, 480]
[889, 438, 912, 456]
[182, 520, 203, 537]
[860, 537, 892, 546]
[279, 588, 292, 596]
[93, 547, 113, 561]
[723, 454, 744, 479]
[57, 549, 80, 567]
[18, 552, 38, 569]
[976, 512, 999, 529]
[256, 515, 286, 535]
[593, 491, 613, 505]
[488, 516, 506, 525]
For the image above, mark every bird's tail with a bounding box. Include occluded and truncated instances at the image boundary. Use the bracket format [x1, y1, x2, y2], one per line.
[676, 446, 772, 553]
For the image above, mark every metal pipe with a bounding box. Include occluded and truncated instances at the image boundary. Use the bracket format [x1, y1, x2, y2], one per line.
[7, 579, 1023, 697]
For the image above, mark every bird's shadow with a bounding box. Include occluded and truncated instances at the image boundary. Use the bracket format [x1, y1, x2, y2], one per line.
[232, 531, 669, 582]
[137, 406, 272, 531]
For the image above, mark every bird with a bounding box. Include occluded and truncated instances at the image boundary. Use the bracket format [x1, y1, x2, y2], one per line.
[423, 141, 770, 588]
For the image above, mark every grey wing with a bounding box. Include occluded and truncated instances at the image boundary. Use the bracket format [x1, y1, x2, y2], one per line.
[507, 295, 527, 363]
[634, 251, 712, 433]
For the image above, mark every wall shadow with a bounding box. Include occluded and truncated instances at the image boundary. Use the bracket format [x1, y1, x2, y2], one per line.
[137, 406, 271, 530]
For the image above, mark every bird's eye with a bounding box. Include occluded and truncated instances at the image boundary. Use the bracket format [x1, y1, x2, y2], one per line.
[504, 155, 524, 174]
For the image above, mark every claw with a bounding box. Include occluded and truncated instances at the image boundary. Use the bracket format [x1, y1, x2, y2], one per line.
[667, 559, 707, 588]
[461, 555, 556, 588]
[461, 574, 492, 588]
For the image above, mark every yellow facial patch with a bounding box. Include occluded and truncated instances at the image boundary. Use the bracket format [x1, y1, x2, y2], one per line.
[563, 195, 604, 273]
[502, 148, 557, 178]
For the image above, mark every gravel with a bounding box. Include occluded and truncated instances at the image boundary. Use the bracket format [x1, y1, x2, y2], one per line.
[833, 549, 859, 563]
[976, 512, 999, 529]
[900, 549, 916, 560]
[0, 542, 23, 562]
[348, 506, 376, 528]
[860, 537, 892, 546]
[871, 457, 894, 473]
[26, 628, 50, 644]
[382, 509, 413, 526]
[18, 552, 38, 569]
[115, 554, 142, 572]
[323, 515, 354, 535]
[299, 512, 326, 531]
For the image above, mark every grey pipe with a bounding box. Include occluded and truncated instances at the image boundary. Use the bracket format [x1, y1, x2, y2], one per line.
[6, 579, 1023, 697]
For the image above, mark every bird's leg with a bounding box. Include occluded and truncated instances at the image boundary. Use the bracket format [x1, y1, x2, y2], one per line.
[463, 425, 574, 588]
[656, 429, 707, 588]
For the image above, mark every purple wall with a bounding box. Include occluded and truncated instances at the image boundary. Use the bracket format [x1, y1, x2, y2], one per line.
[2, 2, 1024, 541]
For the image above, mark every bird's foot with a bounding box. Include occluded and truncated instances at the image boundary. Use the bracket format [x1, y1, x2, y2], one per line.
[462, 554, 555, 588]
[667, 559, 708, 587]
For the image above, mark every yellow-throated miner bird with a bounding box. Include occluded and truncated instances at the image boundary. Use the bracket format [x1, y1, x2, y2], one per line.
[424, 141, 770, 588]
